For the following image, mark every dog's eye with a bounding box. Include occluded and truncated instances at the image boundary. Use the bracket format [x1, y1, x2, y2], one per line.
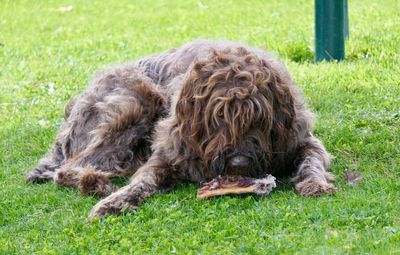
[217, 108, 224, 118]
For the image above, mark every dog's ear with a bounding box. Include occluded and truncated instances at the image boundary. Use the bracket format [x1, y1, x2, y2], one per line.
[175, 61, 204, 122]
[261, 62, 296, 154]
[175, 95, 191, 122]
[175, 78, 196, 124]
[175, 74, 205, 152]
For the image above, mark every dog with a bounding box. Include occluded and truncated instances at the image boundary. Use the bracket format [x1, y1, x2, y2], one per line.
[26, 40, 336, 218]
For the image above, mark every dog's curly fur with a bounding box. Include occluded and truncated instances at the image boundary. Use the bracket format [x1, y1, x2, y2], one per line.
[26, 40, 335, 219]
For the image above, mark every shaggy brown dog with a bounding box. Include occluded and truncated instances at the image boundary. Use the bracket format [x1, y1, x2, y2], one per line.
[26, 40, 335, 218]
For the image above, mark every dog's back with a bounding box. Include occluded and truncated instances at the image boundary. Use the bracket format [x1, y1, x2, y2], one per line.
[137, 40, 283, 87]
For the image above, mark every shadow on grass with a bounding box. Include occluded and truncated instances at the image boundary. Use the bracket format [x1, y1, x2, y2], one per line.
[111, 176, 130, 187]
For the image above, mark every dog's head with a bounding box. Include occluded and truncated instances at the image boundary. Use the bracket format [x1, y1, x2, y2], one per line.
[176, 47, 295, 177]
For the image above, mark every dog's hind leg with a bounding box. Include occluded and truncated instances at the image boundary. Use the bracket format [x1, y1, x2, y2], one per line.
[26, 141, 64, 183]
[50, 64, 166, 196]
[80, 64, 166, 171]
[26, 97, 79, 183]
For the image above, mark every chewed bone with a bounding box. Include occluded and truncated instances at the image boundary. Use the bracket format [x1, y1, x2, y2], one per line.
[197, 175, 276, 199]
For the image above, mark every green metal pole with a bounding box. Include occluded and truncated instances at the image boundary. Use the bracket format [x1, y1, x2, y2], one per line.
[315, 0, 345, 61]
[344, 0, 349, 38]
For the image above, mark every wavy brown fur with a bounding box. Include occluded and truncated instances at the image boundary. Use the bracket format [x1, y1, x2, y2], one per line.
[25, 40, 335, 219]
[176, 47, 295, 166]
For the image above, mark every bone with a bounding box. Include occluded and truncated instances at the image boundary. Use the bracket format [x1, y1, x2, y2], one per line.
[197, 175, 276, 199]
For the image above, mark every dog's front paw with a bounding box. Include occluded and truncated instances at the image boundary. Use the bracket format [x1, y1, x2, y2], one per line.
[295, 178, 336, 196]
[88, 192, 139, 220]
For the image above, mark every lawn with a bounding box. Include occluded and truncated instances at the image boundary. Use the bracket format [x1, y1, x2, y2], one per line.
[1, 0, 399, 254]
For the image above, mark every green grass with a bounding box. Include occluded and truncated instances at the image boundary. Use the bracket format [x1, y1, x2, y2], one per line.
[1, 0, 399, 254]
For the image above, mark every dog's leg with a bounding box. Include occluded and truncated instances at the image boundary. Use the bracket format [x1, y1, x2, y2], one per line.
[26, 96, 79, 183]
[292, 135, 336, 196]
[27, 64, 166, 196]
[66, 64, 165, 177]
[88, 154, 174, 219]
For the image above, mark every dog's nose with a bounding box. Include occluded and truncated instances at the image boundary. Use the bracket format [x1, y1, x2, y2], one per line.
[228, 155, 251, 169]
